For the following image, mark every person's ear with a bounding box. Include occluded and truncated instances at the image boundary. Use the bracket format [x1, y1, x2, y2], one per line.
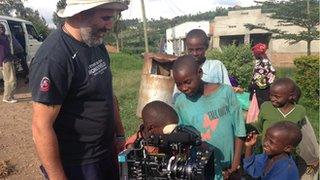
[289, 91, 295, 102]
[284, 145, 294, 153]
[147, 125, 154, 133]
[198, 68, 203, 78]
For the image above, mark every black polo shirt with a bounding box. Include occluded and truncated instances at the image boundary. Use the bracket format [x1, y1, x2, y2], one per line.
[30, 28, 115, 165]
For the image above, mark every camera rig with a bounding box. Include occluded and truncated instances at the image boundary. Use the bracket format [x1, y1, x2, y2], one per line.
[118, 125, 214, 180]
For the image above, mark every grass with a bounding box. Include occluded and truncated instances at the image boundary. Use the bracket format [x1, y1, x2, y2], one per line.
[110, 55, 319, 139]
[110, 53, 144, 137]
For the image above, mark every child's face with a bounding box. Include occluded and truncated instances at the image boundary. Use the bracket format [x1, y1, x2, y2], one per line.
[270, 85, 292, 108]
[186, 37, 207, 63]
[174, 68, 202, 97]
[263, 128, 290, 156]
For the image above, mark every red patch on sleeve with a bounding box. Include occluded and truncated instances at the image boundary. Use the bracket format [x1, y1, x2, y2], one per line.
[40, 77, 50, 92]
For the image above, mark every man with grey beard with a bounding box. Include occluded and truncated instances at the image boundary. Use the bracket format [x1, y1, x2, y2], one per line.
[29, 0, 128, 179]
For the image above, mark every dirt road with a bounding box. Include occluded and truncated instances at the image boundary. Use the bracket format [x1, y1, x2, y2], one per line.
[0, 81, 42, 180]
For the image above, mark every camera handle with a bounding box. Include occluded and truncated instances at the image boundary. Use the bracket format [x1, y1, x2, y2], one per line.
[167, 156, 175, 179]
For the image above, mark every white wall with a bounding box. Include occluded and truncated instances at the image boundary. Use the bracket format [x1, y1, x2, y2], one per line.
[211, 9, 320, 53]
[165, 21, 210, 55]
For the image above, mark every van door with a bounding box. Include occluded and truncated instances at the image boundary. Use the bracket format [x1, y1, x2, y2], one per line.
[25, 24, 42, 64]
[7, 20, 26, 54]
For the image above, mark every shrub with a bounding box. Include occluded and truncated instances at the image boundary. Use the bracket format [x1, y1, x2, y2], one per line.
[294, 55, 319, 109]
[206, 44, 254, 89]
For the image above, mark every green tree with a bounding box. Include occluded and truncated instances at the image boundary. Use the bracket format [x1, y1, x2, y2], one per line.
[207, 44, 254, 89]
[23, 8, 50, 38]
[52, 0, 66, 27]
[0, 0, 50, 38]
[245, 0, 320, 55]
[0, 0, 25, 16]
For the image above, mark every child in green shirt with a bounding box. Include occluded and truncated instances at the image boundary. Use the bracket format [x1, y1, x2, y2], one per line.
[254, 77, 319, 179]
[172, 55, 246, 180]
[255, 78, 306, 138]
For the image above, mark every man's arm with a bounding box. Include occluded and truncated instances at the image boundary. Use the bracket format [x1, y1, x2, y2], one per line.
[113, 96, 125, 136]
[32, 102, 67, 180]
[113, 95, 125, 154]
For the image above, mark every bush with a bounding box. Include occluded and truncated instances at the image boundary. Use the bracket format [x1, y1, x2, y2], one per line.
[294, 55, 319, 109]
[276, 67, 296, 78]
[206, 44, 254, 89]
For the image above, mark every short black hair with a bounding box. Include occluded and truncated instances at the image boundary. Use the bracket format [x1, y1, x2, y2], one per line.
[270, 121, 302, 147]
[272, 78, 296, 92]
[186, 29, 209, 49]
[172, 55, 199, 76]
[142, 101, 178, 128]
[271, 78, 297, 102]
[293, 84, 301, 103]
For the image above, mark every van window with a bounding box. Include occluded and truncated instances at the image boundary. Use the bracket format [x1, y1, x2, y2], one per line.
[1, 21, 11, 35]
[7, 21, 26, 50]
[26, 24, 40, 40]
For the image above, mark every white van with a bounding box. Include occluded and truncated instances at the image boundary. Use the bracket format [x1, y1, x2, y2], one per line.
[0, 15, 43, 65]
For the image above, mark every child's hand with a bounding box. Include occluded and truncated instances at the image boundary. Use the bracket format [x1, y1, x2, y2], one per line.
[222, 168, 239, 180]
[245, 131, 258, 147]
[233, 87, 244, 93]
[222, 169, 231, 179]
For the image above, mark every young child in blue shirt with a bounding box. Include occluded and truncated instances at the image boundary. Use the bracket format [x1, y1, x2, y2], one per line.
[172, 55, 246, 180]
[244, 121, 301, 179]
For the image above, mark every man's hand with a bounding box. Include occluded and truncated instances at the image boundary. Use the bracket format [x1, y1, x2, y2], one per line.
[113, 95, 125, 155]
[245, 131, 258, 147]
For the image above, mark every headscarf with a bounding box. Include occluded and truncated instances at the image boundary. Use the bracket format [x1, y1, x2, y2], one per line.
[252, 43, 267, 56]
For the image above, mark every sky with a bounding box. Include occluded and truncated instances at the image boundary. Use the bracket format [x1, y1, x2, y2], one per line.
[23, 0, 260, 28]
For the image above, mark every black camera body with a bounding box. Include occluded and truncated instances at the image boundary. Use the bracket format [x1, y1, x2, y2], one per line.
[118, 125, 215, 180]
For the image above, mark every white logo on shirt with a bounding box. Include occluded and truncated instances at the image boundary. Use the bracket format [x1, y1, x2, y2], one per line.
[72, 50, 79, 59]
[88, 59, 107, 76]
